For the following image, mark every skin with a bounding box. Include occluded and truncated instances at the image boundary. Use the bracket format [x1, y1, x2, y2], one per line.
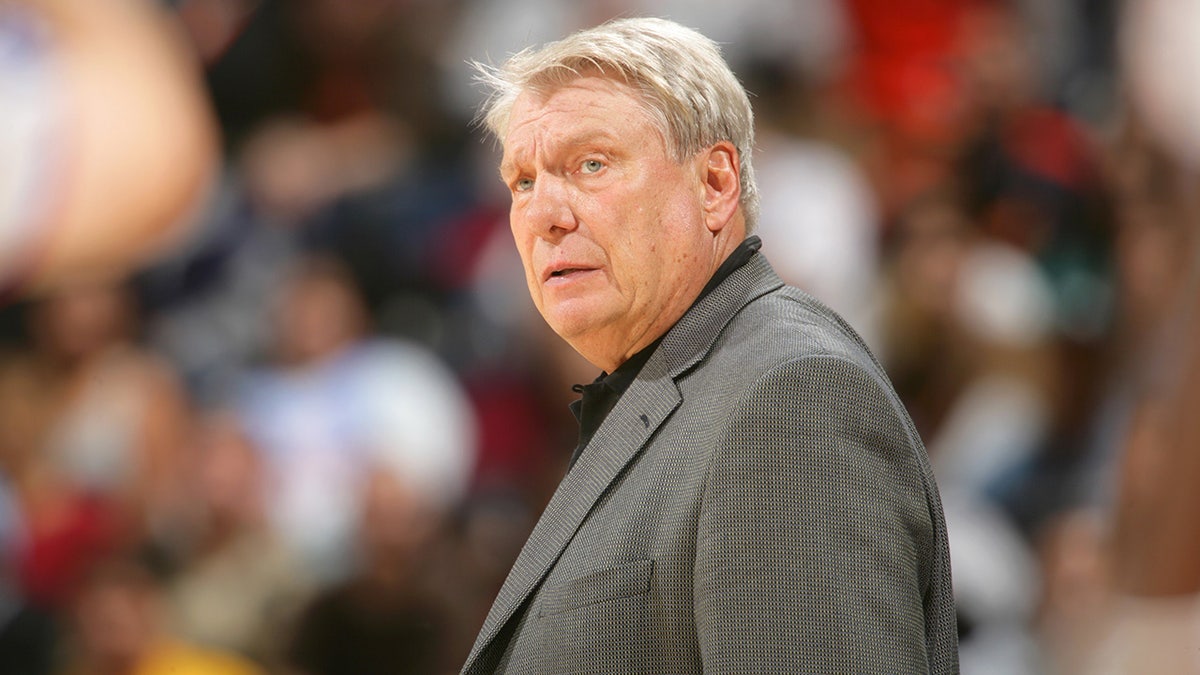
[500, 76, 747, 372]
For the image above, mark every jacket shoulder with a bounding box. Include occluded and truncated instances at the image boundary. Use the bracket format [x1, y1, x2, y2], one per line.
[716, 284, 885, 382]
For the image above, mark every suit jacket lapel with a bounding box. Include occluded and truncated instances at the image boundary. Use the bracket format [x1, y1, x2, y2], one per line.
[462, 368, 679, 673]
[462, 253, 784, 673]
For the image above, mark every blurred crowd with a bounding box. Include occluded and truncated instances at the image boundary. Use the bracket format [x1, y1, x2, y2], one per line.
[1, 0, 1198, 673]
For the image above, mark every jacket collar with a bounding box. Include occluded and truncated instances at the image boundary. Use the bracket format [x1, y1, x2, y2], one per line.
[462, 252, 784, 674]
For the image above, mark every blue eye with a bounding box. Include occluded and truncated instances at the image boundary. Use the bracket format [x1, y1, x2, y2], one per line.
[515, 177, 534, 192]
[581, 159, 604, 174]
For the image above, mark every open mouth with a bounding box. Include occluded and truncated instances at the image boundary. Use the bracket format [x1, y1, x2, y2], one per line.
[550, 268, 586, 278]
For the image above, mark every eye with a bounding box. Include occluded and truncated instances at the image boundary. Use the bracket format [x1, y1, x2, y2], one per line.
[514, 177, 534, 192]
[580, 159, 604, 174]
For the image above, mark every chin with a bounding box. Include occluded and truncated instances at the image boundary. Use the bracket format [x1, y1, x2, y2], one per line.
[545, 316, 594, 343]
[544, 308, 607, 346]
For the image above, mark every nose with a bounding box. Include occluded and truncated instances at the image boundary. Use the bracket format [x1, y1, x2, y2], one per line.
[520, 175, 578, 238]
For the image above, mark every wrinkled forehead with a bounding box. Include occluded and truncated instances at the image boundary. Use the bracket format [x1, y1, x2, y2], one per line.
[499, 76, 666, 168]
[502, 69, 666, 144]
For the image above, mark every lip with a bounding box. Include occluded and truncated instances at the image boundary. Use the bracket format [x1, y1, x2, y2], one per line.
[541, 262, 600, 283]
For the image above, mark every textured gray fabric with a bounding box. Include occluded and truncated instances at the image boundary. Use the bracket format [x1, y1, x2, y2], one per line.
[462, 254, 959, 674]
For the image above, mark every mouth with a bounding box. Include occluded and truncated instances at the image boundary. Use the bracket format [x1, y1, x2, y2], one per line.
[550, 267, 587, 278]
[543, 265, 596, 282]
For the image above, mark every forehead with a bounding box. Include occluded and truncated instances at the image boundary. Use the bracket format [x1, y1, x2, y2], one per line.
[501, 77, 663, 162]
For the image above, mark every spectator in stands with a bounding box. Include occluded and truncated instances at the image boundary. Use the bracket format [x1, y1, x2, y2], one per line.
[286, 465, 455, 675]
[236, 256, 475, 582]
[0, 281, 190, 607]
[58, 554, 264, 675]
[165, 410, 312, 669]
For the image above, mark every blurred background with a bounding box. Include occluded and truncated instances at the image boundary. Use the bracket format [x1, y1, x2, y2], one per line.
[0, 0, 1198, 673]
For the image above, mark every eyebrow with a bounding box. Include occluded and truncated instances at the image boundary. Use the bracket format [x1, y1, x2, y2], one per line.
[498, 158, 520, 182]
[500, 128, 621, 180]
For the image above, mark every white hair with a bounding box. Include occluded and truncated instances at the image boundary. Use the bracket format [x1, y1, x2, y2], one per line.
[474, 17, 759, 228]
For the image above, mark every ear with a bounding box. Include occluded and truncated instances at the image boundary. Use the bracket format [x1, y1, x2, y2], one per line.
[700, 141, 742, 233]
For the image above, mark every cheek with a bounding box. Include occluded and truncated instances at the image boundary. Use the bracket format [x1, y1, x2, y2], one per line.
[508, 220, 538, 285]
[515, 247, 540, 298]
[508, 209, 533, 258]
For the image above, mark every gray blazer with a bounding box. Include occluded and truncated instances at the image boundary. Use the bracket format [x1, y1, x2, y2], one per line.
[462, 253, 958, 674]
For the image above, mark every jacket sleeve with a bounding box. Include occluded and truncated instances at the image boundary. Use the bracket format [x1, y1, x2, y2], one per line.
[694, 354, 955, 673]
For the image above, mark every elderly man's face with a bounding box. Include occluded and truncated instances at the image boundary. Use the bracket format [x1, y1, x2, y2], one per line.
[501, 76, 717, 370]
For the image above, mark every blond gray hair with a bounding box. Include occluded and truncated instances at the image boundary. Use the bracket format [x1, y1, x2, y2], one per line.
[474, 17, 759, 228]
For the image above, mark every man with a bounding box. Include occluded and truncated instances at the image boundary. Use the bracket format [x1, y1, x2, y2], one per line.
[464, 17, 958, 674]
